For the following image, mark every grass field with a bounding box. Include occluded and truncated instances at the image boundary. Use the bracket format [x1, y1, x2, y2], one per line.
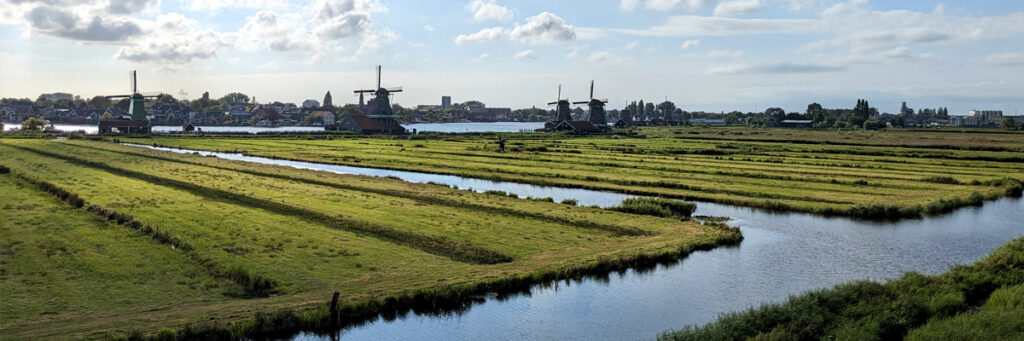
[659, 235, 1024, 340]
[124, 127, 1024, 218]
[0, 138, 740, 339]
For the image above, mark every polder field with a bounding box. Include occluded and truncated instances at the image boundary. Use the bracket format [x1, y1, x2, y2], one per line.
[125, 126, 1024, 219]
[0, 138, 740, 340]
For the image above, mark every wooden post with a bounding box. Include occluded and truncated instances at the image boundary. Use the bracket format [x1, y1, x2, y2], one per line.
[329, 291, 340, 326]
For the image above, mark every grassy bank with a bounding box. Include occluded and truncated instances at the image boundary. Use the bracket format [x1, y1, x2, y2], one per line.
[123, 127, 1024, 219]
[0, 139, 740, 339]
[658, 235, 1024, 340]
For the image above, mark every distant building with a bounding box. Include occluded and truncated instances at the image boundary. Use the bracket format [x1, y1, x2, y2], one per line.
[441, 96, 452, 110]
[339, 114, 405, 134]
[780, 119, 814, 128]
[552, 120, 604, 133]
[302, 99, 320, 108]
[40, 92, 73, 102]
[950, 110, 1003, 127]
[690, 118, 726, 125]
[468, 107, 511, 122]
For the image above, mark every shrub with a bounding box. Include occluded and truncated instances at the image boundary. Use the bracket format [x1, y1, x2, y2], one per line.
[921, 176, 960, 185]
[608, 197, 696, 219]
[560, 198, 578, 206]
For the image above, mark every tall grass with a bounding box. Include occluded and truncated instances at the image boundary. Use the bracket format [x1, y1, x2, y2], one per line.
[609, 197, 697, 219]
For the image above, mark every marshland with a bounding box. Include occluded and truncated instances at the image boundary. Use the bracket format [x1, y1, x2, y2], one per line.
[1, 127, 1023, 340]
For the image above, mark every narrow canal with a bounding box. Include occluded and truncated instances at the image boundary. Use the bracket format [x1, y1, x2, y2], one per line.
[125, 144, 1024, 341]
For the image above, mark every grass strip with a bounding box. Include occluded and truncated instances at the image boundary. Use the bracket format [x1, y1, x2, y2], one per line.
[1, 167, 273, 295]
[10, 145, 513, 265]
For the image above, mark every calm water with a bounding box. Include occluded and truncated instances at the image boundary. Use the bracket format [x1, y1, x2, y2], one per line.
[122, 144, 1024, 341]
[404, 122, 544, 133]
[2, 122, 544, 134]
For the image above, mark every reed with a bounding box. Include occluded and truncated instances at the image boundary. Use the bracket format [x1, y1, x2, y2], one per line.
[609, 197, 697, 219]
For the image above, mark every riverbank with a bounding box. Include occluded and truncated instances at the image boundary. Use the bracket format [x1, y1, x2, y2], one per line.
[124, 127, 1024, 219]
[0, 139, 739, 340]
[659, 235, 1024, 340]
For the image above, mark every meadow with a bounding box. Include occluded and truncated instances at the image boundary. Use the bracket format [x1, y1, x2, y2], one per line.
[126, 127, 1024, 219]
[0, 139, 739, 339]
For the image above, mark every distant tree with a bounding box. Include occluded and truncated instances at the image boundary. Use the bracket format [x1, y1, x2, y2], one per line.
[901, 102, 914, 116]
[657, 101, 676, 118]
[644, 102, 655, 120]
[34, 96, 54, 107]
[571, 107, 585, 119]
[259, 107, 282, 122]
[1001, 118, 1017, 130]
[21, 117, 47, 131]
[166, 113, 175, 123]
[764, 107, 786, 125]
[337, 104, 363, 116]
[115, 98, 131, 111]
[156, 94, 179, 105]
[890, 116, 905, 128]
[87, 96, 112, 110]
[638, 100, 645, 119]
[100, 112, 113, 121]
[218, 93, 250, 106]
[323, 91, 333, 108]
[805, 103, 825, 122]
[863, 120, 883, 130]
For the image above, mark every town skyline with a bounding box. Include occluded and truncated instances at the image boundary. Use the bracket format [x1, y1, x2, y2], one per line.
[1, 0, 1023, 115]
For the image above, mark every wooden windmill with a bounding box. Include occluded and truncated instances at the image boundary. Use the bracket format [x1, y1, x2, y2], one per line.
[547, 85, 572, 122]
[572, 80, 608, 125]
[105, 71, 161, 121]
[354, 65, 402, 118]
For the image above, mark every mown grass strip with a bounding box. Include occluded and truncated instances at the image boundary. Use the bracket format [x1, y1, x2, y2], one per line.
[1, 166, 274, 295]
[147, 224, 743, 341]
[86, 142, 649, 237]
[11, 145, 513, 264]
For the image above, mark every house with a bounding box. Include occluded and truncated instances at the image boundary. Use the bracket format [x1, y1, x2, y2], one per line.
[99, 119, 151, 134]
[552, 120, 605, 133]
[338, 114, 406, 134]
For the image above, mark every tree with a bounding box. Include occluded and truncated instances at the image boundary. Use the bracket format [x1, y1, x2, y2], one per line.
[657, 101, 676, 118]
[323, 91, 333, 108]
[1002, 118, 1017, 130]
[765, 107, 786, 125]
[259, 107, 282, 122]
[218, 92, 250, 106]
[572, 107, 585, 119]
[863, 120, 883, 130]
[87, 96, 112, 110]
[805, 103, 825, 122]
[644, 102, 655, 120]
[21, 117, 47, 131]
[638, 100, 645, 120]
[100, 112, 113, 121]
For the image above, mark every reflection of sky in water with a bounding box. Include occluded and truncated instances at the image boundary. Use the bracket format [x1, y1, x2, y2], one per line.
[122, 144, 1024, 341]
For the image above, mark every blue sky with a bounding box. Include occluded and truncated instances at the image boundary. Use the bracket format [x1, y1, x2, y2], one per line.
[1, 0, 1022, 115]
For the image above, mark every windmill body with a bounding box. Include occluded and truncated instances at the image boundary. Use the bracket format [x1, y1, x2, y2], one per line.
[336, 65, 407, 134]
[98, 70, 158, 133]
[572, 81, 609, 126]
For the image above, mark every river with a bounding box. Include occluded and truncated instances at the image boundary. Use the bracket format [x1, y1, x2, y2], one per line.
[122, 144, 1024, 341]
[2, 122, 545, 134]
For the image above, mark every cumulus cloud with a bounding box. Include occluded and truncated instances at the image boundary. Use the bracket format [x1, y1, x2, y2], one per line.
[509, 12, 575, 44]
[706, 49, 744, 58]
[714, 0, 761, 16]
[454, 26, 504, 45]
[470, 52, 489, 63]
[626, 41, 639, 49]
[239, 10, 314, 51]
[680, 39, 700, 49]
[706, 62, 844, 74]
[587, 51, 616, 62]
[514, 49, 535, 59]
[620, 0, 719, 12]
[108, 0, 160, 14]
[185, 0, 287, 12]
[465, 0, 512, 22]
[25, 6, 142, 41]
[114, 13, 226, 64]
[312, 0, 384, 40]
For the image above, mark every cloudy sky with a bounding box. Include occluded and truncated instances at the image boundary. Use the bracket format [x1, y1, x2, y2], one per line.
[1, 0, 1022, 115]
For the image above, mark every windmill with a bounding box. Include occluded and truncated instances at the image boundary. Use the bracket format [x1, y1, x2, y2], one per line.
[547, 85, 572, 122]
[105, 71, 161, 121]
[572, 80, 608, 125]
[353, 65, 402, 118]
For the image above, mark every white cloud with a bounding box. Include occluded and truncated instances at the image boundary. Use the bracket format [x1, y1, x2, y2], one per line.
[454, 26, 504, 45]
[626, 41, 639, 49]
[587, 51, 615, 62]
[465, 0, 513, 22]
[23, 6, 143, 41]
[114, 13, 226, 64]
[707, 62, 844, 74]
[714, 0, 761, 16]
[680, 39, 700, 49]
[618, 15, 815, 37]
[510, 12, 576, 44]
[470, 52, 489, 63]
[514, 49, 536, 59]
[257, 61, 278, 70]
[984, 52, 1024, 65]
[239, 11, 314, 51]
[312, 0, 385, 41]
[706, 49, 744, 58]
[185, 0, 287, 12]
[620, 0, 720, 12]
[423, 24, 434, 31]
[356, 28, 396, 55]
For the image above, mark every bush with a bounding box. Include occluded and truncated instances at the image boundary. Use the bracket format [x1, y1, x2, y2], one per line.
[608, 197, 696, 219]
[560, 198, 578, 206]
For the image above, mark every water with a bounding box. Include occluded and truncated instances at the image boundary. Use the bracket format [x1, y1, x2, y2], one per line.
[120, 144, 1024, 341]
[404, 122, 544, 133]
[151, 125, 325, 134]
[2, 123, 98, 134]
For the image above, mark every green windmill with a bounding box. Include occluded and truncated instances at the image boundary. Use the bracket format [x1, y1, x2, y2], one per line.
[105, 71, 160, 121]
[572, 80, 609, 126]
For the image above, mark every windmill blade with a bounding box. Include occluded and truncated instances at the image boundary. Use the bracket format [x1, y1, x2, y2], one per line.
[385, 87, 403, 92]
[354, 89, 375, 93]
[557, 85, 561, 101]
[106, 95, 131, 99]
[572, 101, 589, 105]
[376, 65, 382, 89]
[547, 101, 559, 106]
[141, 91, 163, 97]
[598, 99, 609, 103]
[589, 80, 594, 99]
[129, 70, 137, 94]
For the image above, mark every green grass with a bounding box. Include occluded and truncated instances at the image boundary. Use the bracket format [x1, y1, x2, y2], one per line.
[122, 127, 1024, 219]
[658, 236, 1024, 341]
[0, 138, 740, 339]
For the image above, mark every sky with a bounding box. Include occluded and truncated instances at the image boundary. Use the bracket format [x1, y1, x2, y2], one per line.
[1, 0, 1022, 115]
